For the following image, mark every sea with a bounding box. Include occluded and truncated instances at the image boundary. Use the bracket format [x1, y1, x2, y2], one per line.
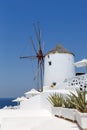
[0, 98, 17, 109]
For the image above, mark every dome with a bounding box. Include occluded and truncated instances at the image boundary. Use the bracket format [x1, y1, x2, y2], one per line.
[47, 44, 75, 56]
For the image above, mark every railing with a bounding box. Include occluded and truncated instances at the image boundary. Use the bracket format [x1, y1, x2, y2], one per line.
[63, 74, 87, 91]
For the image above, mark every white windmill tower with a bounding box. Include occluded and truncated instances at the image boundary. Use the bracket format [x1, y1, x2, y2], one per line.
[43, 44, 75, 90]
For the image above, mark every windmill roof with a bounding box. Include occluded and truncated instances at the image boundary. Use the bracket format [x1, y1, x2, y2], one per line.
[47, 44, 75, 56]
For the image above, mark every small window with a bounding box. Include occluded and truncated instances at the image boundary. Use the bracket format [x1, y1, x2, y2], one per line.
[48, 55, 50, 58]
[53, 82, 56, 86]
[50, 82, 56, 88]
[48, 61, 52, 65]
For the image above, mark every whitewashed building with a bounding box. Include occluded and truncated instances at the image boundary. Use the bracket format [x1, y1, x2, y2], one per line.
[43, 44, 75, 89]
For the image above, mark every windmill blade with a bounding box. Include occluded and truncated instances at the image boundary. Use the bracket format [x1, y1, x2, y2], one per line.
[34, 60, 44, 91]
[20, 23, 45, 92]
[34, 61, 41, 80]
[38, 22, 42, 48]
[30, 36, 37, 54]
[33, 23, 41, 50]
[34, 59, 44, 79]
[42, 41, 45, 52]
[42, 58, 44, 75]
[40, 63, 43, 91]
[37, 22, 42, 50]
[19, 56, 37, 59]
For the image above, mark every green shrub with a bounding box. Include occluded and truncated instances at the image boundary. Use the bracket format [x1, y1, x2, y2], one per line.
[68, 89, 87, 113]
[48, 93, 63, 107]
[63, 97, 76, 109]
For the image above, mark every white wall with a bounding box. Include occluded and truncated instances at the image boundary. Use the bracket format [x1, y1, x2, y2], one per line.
[44, 53, 75, 89]
[20, 92, 52, 111]
[20, 90, 70, 111]
[20, 94, 42, 110]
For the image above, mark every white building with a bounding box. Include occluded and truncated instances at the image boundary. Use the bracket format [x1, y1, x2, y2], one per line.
[43, 44, 75, 89]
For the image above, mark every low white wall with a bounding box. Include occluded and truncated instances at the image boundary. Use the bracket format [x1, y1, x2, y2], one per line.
[40, 92, 52, 111]
[20, 94, 42, 110]
[20, 90, 72, 111]
[20, 92, 52, 111]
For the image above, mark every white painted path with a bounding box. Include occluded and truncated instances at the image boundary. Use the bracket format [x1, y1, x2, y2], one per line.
[0, 109, 80, 130]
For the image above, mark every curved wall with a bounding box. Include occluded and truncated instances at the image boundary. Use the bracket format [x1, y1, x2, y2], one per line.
[43, 53, 75, 89]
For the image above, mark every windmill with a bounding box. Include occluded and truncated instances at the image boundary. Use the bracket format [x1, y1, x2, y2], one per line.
[20, 23, 45, 92]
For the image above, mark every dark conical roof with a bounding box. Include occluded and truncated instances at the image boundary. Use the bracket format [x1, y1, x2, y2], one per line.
[47, 44, 75, 56]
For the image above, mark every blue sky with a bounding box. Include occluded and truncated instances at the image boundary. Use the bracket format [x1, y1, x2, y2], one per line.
[0, 0, 87, 97]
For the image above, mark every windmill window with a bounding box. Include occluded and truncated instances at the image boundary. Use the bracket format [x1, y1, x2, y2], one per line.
[48, 55, 50, 58]
[53, 82, 56, 86]
[48, 61, 52, 66]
